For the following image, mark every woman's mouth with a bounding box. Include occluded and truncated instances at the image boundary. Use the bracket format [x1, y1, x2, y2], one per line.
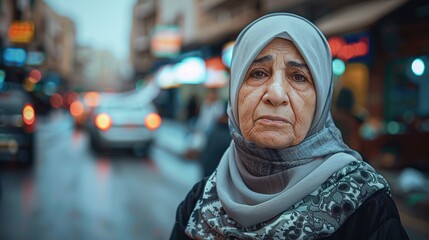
[256, 115, 290, 126]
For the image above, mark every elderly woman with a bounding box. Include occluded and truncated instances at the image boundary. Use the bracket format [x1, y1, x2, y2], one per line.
[171, 13, 409, 239]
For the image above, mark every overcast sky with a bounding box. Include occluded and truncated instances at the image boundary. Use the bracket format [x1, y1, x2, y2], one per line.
[44, 0, 136, 61]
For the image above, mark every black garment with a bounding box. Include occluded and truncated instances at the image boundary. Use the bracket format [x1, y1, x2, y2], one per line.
[200, 121, 231, 177]
[170, 178, 409, 240]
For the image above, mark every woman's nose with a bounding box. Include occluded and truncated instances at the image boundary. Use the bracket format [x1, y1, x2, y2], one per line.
[262, 71, 289, 106]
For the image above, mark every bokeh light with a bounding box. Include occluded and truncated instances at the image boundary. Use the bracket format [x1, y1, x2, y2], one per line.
[156, 64, 178, 89]
[386, 121, 401, 135]
[50, 93, 63, 108]
[84, 92, 100, 108]
[22, 104, 35, 125]
[29, 69, 42, 83]
[70, 101, 84, 117]
[95, 113, 112, 131]
[43, 81, 58, 96]
[175, 56, 206, 84]
[222, 41, 234, 68]
[411, 58, 425, 76]
[23, 78, 36, 91]
[145, 113, 162, 130]
[332, 58, 346, 76]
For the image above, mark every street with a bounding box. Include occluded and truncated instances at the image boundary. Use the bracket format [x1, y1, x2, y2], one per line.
[0, 110, 202, 240]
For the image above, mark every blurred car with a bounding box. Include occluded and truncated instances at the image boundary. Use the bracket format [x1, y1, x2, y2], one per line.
[0, 82, 36, 166]
[87, 95, 162, 157]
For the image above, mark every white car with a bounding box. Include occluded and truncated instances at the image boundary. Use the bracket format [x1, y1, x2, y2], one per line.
[87, 83, 162, 156]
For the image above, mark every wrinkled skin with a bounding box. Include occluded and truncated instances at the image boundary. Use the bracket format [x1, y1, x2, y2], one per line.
[238, 38, 317, 149]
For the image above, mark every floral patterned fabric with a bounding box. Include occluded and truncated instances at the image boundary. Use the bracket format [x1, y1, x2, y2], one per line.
[185, 161, 390, 240]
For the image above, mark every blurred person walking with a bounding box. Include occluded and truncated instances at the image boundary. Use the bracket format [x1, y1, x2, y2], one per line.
[185, 89, 225, 159]
[199, 102, 230, 178]
[171, 13, 408, 239]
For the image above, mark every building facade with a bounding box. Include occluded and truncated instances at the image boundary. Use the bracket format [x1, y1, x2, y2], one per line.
[1, 0, 76, 87]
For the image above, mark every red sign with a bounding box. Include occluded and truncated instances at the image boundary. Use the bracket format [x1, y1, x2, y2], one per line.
[328, 36, 369, 62]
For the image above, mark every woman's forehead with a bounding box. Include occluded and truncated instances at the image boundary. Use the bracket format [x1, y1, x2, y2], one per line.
[253, 38, 306, 63]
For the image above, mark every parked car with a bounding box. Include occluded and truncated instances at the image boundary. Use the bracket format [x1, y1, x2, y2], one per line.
[87, 92, 162, 157]
[0, 82, 36, 167]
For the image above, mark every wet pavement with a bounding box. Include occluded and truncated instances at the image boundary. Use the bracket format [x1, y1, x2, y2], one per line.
[0, 110, 201, 240]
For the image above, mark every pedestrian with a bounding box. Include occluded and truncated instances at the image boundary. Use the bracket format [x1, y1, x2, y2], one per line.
[170, 13, 409, 239]
[199, 101, 230, 178]
[186, 94, 199, 128]
[332, 87, 364, 152]
[184, 88, 225, 159]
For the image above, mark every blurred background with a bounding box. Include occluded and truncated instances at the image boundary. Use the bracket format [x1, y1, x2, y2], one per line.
[0, 0, 429, 239]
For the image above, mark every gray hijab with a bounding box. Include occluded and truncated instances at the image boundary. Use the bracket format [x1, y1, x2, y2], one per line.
[216, 13, 363, 227]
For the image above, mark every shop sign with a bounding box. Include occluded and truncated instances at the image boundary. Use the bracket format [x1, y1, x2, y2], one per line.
[3, 47, 27, 66]
[151, 25, 182, 58]
[205, 57, 228, 88]
[328, 32, 370, 62]
[8, 21, 35, 44]
[25, 51, 45, 66]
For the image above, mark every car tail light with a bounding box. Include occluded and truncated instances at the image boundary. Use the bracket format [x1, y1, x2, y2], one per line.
[22, 104, 35, 125]
[22, 104, 36, 132]
[95, 113, 112, 131]
[145, 113, 161, 130]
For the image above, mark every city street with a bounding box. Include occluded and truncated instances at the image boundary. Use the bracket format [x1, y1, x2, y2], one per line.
[1, 0, 429, 239]
[0, 110, 202, 240]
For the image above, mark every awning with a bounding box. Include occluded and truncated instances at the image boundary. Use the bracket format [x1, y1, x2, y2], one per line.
[315, 0, 407, 36]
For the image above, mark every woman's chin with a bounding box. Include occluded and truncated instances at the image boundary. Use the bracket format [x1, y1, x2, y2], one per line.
[252, 134, 296, 149]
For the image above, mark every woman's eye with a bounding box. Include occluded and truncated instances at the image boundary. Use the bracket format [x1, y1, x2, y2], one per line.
[251, 70, 267, 79]
[292, 74, 306, 82]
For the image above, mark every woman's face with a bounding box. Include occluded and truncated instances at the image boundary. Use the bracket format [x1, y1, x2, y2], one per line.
[238, 38, 316, 149]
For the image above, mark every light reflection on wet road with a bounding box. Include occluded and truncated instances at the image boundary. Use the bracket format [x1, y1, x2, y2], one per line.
[0, 110, 201, 240]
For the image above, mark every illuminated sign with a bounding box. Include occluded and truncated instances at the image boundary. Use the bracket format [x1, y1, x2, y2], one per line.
[3, 47, 27, 66]
[151, 25, 182, 58]
[328, 34, 369, 62]
[155, 64, 178, 88]
[8, 21, 35, 44]
[205, 57, 228, 88]
[174, 57, 206, 84]
[26, 51, 46, 66]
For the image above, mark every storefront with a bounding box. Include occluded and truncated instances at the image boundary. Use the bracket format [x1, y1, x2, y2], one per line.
[362, 0, 429, 169]
[317, 0, 429, 169]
